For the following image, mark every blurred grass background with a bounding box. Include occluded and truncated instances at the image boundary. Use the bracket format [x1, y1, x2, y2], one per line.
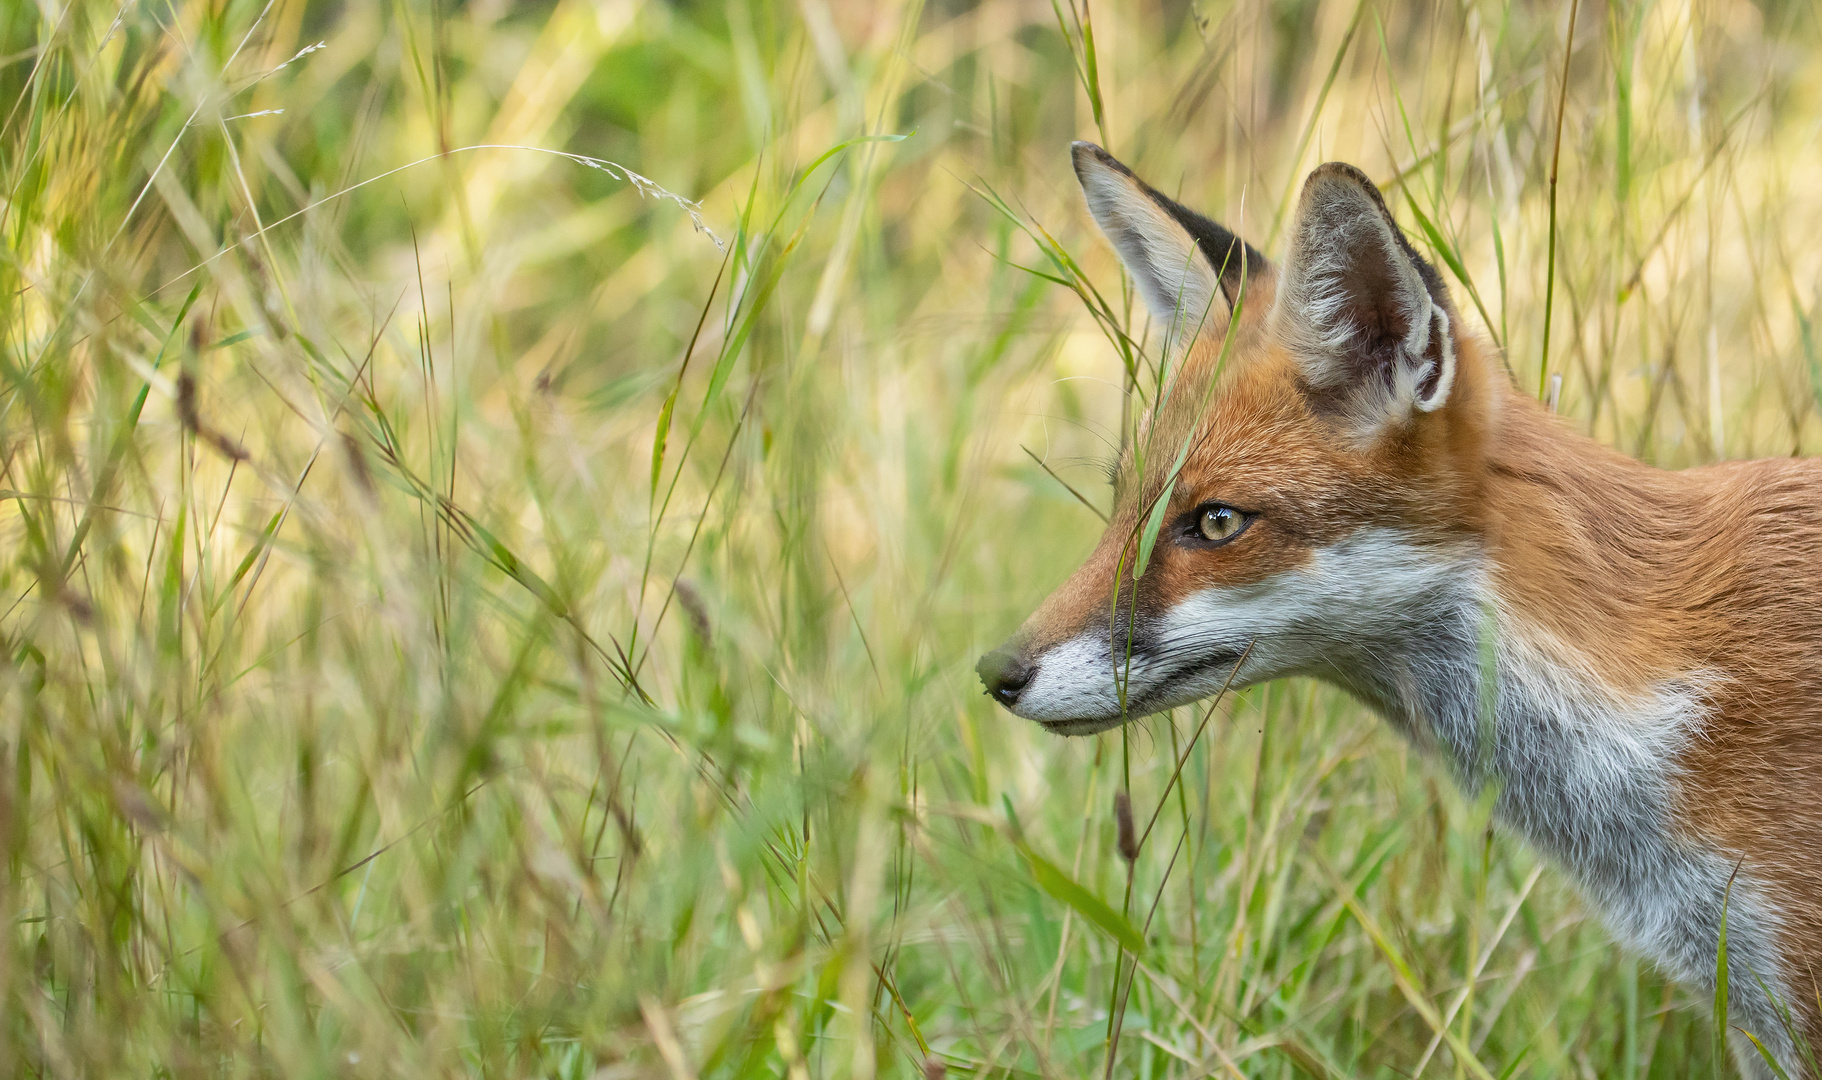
[3, 0, 1821, 1076]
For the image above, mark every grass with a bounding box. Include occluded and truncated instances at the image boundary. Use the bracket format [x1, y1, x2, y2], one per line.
[3, 0, 1821, 1076]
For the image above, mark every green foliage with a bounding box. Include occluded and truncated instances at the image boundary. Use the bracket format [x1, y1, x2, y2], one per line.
[3, 0, 1820, 1077]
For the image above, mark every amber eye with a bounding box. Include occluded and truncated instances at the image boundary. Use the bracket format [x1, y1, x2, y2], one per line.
[1196, 505, 1249, 544]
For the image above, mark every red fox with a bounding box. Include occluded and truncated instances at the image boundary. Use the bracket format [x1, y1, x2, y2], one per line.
[978, 142, 1822, 1077]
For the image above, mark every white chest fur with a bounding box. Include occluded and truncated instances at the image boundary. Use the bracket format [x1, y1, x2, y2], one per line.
[1348, 577, 1799, 1077]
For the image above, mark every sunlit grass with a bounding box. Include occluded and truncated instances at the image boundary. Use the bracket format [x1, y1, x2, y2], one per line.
[3, 0, 1820, 1076]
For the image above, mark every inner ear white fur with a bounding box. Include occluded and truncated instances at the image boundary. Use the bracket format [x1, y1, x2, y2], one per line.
[1075, 154, 1223, 349]
[1414, 306, 1456, 412]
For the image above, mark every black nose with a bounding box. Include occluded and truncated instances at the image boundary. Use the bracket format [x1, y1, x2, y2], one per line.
[976, 647, 1034, 706]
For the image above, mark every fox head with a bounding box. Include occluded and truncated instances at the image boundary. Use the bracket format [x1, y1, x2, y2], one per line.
[978, 143, 1501, 736]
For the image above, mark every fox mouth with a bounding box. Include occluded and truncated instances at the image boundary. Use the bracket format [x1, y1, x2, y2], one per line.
[1020, 646, 1248, 735]
[1037, 716, 1127, 737]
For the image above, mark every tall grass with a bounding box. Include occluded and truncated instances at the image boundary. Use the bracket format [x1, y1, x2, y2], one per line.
[3, 0, 1820, 1076]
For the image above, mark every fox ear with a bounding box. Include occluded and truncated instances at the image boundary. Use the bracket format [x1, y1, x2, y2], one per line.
[1072, 142, 1263, 347]
[1275, 162, 1458, 431]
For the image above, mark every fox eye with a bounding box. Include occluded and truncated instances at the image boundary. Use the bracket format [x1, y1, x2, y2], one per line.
[1195, 504, 1250, 545]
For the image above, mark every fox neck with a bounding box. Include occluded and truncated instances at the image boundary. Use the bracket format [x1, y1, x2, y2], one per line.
[1333, 391, 1712, 851]
[1319, 392, 1796, 1068]
[1341, 393, 1702, 768]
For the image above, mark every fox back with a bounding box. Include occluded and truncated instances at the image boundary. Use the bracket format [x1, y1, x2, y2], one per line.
[977, 143, 1822, 1077]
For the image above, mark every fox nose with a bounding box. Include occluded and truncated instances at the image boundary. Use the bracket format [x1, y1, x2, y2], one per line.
[976, 646, 1035, 706]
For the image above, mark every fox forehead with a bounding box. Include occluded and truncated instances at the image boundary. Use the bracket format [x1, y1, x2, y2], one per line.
[1113, 344, 1445, 544]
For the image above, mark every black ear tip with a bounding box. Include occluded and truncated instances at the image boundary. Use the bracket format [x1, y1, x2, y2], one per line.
[1305, 161, 1381, 198]
[1071, 140, 1127, 179]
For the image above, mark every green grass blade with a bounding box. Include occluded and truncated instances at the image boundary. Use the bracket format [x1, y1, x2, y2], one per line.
[1014, 838, 1146, 955]
[1738, 1027, 1793, 1080]
[1716, 864, 1736, 1078]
